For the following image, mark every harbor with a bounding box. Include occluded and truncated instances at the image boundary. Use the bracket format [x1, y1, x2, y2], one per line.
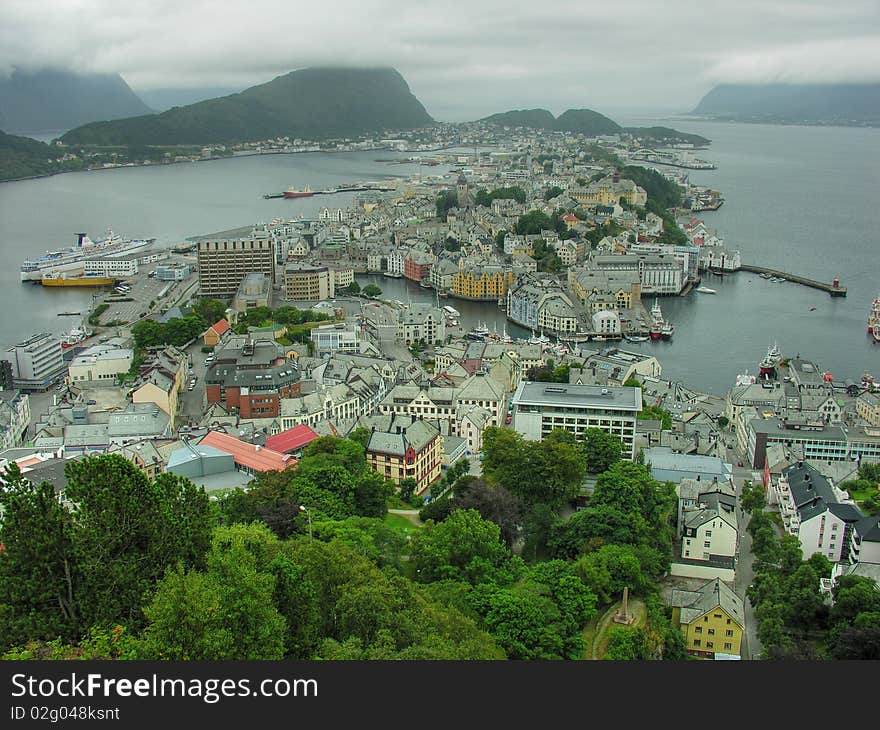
[731, 264, 846, 297]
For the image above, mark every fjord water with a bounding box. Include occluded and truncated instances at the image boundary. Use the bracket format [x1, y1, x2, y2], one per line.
[0, 123, 877, 393]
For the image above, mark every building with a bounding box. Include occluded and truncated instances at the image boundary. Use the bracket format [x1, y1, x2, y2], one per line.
[231, 272, 272, 312]
[265, 424, 320, 456]
[310, 323, 361, 355]
[397, 303, 446, 345]
[197, 238, 275, 298]
[205, 336, 302, 419]
[107, 402, 171, 444]
[679, 491, 738, 579]
[84, 254, 139, 277]
[591, 254, 685, 295]
[643, 447, 733, 484]
[0, 390, 31, 451]
[592, 310, 621, 335]
[198, 430, 294, 475]
[848, 514, 880, 566]
[452, 264, 516, 301]
[203, 319, 231, 348]
[283, 263, 334, 301]
[154, 263, 191, 281]
[771, 461, 863, 562]
[131, 346, 187, 429]
[569, 349, 662, 387]
[670, 578, 744, 659]
[510, 382, 642, 459]
[745, 416, 880, 468]
[364, 414, 443, 494]
[507, 274, 579, 336]
[67, 344, 133, 386]
[856, 391, 880, 427]
[5, 333, 65, 390]
[568, 268, 641, 313]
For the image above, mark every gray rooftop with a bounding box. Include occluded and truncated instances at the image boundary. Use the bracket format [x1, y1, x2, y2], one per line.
[512, 381, 642, 411]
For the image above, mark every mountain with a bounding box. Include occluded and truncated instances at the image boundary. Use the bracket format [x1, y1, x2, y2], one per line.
[0, 68, 152, 134]
[480, 108, 556, 129]
[61, 67, 434, 146]
[135, 87, 245, 113]
[554, 108, 621, 135]
[0, 129, 64, 180]
[693, 83, 880, 125]
[479, 107, 707, 144]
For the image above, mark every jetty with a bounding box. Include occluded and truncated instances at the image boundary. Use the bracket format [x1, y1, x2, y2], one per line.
[737, 264, 847, 297]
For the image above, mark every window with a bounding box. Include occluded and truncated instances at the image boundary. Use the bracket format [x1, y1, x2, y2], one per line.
[693, 639, 701, 647]
[726, 630, 734, 637]
[694, 626, 702, 634]
[708, 628, 715, 635]
[724, 643, 732, 651]
[705, 531, 712, 537]
[704, 541, 711, 548]
[713, 614, 722, 619]
[726, 618, 731, 625]
[706, 641, 714, 649]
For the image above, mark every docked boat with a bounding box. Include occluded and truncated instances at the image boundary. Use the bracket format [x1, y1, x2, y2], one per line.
[696, 286, 717, 294]
[20, 230, 155, 282]
[649, 299, 665, 341]
[625, 335, 649, 343]
[868, 295, 880, 343]
[383, 271, 403, 278]
[57, 311, 82, 316]
[660, 322, 675, 340]
[42, 271, 115, 287]
[60, 323, 93, 350]
[442, 305, 461, 318]
[283, 185, 314, 199]
[759, 342, 783, 376]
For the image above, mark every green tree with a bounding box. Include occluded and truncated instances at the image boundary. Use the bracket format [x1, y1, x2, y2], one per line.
[411, 509, 509, 583]
[604, 626, 651, 659]
[544, 186, 564, 201]
[363, 283, 382, 298]
[344, 280, 361, 295]
[583, 428, 622, 473]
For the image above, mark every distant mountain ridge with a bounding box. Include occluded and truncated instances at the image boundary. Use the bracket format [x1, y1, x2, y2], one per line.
[0, 68, 152, 133]
[61, 67, 434, 146]
[479, 108, 709, 145]
[693, 83, 880, 125]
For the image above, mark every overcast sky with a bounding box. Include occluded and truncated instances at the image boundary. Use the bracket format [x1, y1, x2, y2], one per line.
[2, 0, 878, 120]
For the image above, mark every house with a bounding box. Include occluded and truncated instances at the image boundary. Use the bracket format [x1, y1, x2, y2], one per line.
[198, 430, 294, 475]
[204, 319, 232, 348]
[771, 461, 863, 562]
[265, 424, 320, 456]
[363, 414, 443, 494]
[131, 346, 187, 429]
[670, 578, 745, 658]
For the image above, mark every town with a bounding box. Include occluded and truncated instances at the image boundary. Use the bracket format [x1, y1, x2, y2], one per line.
[1, 122, 877, 662]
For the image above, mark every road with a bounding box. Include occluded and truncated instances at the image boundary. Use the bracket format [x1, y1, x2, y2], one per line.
[735, 505, 760, 660]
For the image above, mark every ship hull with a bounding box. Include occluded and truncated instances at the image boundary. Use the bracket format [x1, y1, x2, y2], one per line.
[42, 276, 115, 287]
[650, 331, 662, 341]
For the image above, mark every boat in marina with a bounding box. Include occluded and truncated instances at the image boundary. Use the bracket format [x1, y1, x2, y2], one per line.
[42, 271, 115, 287]
[625, 335, 649, 343]
[60, 323, 94, 350]
[20, 230, 154, 282]
[383, 271, 403, 278]
[696, 286, 717, 294]
[442, 304, 461, 318]
[649, 299, 665, 340]
[868, 295, 880, 343]
[759, 342, 783, 376]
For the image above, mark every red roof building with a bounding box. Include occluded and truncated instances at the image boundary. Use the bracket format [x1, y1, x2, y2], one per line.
[204, 319, 232, 347]
[265, 424, 320, 455]
[199, 431, 294, 474]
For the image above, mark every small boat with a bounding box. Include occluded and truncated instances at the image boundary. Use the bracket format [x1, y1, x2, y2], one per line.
[625, 335, 649, 343]
[809, 307, 816, 311]
[696, 286, 717, 294]
[57, 311, 82, 316]
[442, 304, 461, 318]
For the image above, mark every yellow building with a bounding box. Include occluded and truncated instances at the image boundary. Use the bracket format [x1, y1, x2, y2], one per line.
[365, 416, 443, 495]
[670, 578, 744, 659]
[568, 175, 647, 208]
[130, 347, 187, 429]
[856, 392, 880, 427]
[452, 266, 516, 301]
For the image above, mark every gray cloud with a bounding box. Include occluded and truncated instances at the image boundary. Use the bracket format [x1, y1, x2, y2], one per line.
[1, 0, 877, 120]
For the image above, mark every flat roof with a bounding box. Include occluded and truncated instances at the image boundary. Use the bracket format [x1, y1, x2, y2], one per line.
[749, 417, 847, 442]
[512, 381, 642, 411]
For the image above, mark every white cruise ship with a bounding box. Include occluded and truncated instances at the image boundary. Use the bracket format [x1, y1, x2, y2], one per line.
[20, 231, 156, 282]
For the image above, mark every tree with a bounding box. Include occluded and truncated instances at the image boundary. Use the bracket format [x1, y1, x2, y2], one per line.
[515, 210, 553, 235]
[363, 283, 382, 298]
[639, 405, 672, 430]
[348, 427, 372, 451]
[344, 280, 361, 295]
[544, 186, 564, 201]
[411, 510, 509, 583]
[0, 464, 79, 649]
[739, 481, 766, 514]
[453, 477, 523, 547]
[583, 428, 622, 473]
[604, 626, 651, 660]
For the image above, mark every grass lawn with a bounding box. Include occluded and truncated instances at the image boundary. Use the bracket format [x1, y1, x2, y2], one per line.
[385, 512, 423, 537]
[586, 598, 647, 660]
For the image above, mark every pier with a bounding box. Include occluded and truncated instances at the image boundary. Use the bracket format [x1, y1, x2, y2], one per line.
[736, 264, 847, 297]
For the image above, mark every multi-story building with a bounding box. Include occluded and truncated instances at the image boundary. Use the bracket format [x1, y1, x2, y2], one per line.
[283, 263, 334, 301]
[67, 344, 134, 386]
[591, 254, 685, 295]
[154, 263, 191, 281]
[403, 251, 434, 282]
[397, 303, 446, 345]
[507, 274, 579, 335]
[670, 578, 744, 659]
[131, 346, 187, 429]
[746, 417, 880, 468]
[771, 461, 863, 562]
[568, 269, 642, 313]
[84, 254, 139, 278]
[569, 349, 662, 388]
[510, 382, 642, 459]
[5, 333, 65, 390]
[452, 263, 516, 301]
[197, 238, 275, 298]
[856, 391, 880, 426]
[231, 272, 272, 312]
[0, 390, 30, 451]
[310, 323, 361, 355]
[568, 174, 647, 208]
[205, 336, 302, 419]
[364, 414, 443, 495]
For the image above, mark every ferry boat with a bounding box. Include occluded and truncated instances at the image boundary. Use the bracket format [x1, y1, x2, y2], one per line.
[283, 185, 314, 199]
[21, 231, 155, 282]
[867, 295, 880, 343]
[759, 342, 783, 376]
[42, 271, 116, 287]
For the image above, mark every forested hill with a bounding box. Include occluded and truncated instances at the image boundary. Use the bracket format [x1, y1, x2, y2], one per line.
[0, 130, 68, 181]
[0, 68, 152, 133]
[692, 83, 880, 126]
[479, 108, 709, 145]
[61, 67, 434, 146]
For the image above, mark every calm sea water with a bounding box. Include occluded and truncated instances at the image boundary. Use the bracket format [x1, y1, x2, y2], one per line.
[1, 125, 877, 393]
